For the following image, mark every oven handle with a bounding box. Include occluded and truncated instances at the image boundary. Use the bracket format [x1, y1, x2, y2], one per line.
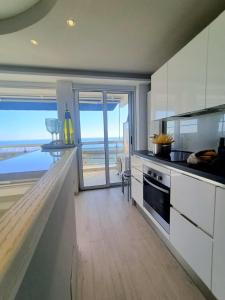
[143, 177, 170, 194]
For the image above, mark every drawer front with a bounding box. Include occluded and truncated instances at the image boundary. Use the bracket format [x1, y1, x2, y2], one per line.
[131, 167, 143, 183]
[131, 177, 143, 207]
[170, 208, 213, 288]
[131, 155, 143, 172]
[171, 171, 215, 236]
[142, 160, 170, 176]
[212, 187, 225, 300]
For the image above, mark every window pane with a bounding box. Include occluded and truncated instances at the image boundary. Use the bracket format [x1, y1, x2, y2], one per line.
[0, 100, 57, 161]
[107, 93, 129, 183]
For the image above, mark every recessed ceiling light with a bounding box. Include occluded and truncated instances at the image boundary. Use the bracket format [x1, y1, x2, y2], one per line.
[66, 19, 76, 27]
[30, 39, 38, 46]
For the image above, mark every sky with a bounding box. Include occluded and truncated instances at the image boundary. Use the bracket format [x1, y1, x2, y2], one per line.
[80, 104, 128, 139]
[0, 104, 128, 142]
[0, 110, 57, 141]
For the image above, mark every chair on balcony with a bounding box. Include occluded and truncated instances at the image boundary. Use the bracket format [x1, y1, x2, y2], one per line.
[121, 169, 131, 201]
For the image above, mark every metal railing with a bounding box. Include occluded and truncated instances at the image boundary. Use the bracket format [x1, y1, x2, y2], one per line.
[81, 140, 124, 170]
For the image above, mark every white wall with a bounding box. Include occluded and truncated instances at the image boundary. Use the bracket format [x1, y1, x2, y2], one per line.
[135, 83, 149, 150]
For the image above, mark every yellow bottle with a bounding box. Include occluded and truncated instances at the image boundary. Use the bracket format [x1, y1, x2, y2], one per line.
[63, 105, 74, 145]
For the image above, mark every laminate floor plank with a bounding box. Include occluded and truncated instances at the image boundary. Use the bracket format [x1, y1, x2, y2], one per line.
[75, 188, 206, 300]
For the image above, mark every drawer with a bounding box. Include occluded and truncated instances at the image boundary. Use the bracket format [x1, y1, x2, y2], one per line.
[131, 167, 143, 183]
[131, 155, 143, 172]
[142, 160, 170, 176]
[131, 177, 143, 207]
[212, 187, 225, 300]
[170, 208, 213, 288]
[171, 171, 215, 236]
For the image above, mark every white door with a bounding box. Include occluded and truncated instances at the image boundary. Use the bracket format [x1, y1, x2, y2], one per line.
[167, 28, 208, 116]
[151, 63, 168, 120]
[206, 11, 225, 108]
[170, 208, 213, 288]
[212, 187, 225, 300]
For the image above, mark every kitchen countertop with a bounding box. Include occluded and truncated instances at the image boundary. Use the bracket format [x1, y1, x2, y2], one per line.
[134, 150, 225, 187]
[0, 148, 76, 300]
[0, 149, 65, 182]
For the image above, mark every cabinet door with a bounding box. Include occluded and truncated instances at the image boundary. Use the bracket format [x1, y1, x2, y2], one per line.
[212, 188, 225, 300]
[167, 28, 208, 116]
[171, 171, 215, 236]
[131, 155, 143, 172]
[206, 11, 225, 108]
[170, 208, 213, 288]
[151, 63, 167, 120]
[131, 177, 143, 207]
[131, 167, 143, 183]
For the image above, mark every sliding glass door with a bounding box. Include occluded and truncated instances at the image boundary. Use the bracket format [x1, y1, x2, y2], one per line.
[77, 90, 131, 190]
[107, 93, 129, 184]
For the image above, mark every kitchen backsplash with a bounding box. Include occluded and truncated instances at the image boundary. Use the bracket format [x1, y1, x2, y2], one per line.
[165, 111, 225, 152]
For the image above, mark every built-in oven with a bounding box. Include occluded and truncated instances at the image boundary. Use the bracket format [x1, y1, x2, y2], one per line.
[143, 165, 171, 233]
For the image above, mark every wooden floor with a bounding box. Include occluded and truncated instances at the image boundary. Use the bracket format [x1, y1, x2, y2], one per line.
[75, 188, 206, 300]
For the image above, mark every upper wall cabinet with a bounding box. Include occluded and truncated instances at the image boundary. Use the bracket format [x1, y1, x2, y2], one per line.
[151, 63, 167, 120]
[206, 11, 225, 108]
[167, 28, 208, 116]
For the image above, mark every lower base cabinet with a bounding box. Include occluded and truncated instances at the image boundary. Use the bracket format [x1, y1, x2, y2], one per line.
[170, 208, 213, 288]
[131, 177, 143, 207]
[212, 188, 225, 300]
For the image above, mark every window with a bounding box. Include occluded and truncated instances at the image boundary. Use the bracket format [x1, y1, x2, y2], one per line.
[0, 99, 57, 160]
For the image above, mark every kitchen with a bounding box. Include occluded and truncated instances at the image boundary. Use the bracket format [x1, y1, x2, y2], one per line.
[131, 10, 225, 300]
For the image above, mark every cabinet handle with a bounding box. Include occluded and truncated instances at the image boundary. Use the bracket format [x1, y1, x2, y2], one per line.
[180, 213, 198, 228]
[143, 177, 170, 194]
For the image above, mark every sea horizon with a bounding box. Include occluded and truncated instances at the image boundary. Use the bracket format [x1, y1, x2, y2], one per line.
[0, 137, 123, 146]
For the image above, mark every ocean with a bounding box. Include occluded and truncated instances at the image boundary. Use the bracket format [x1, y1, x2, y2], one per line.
[0, 139, 124, 166]
[0, 138, 123, 149]
[0, 139, 50, 146]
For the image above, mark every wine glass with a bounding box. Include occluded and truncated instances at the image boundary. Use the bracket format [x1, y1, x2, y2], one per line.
[45, 118, 57, 143]
[55, 120, 62, 144]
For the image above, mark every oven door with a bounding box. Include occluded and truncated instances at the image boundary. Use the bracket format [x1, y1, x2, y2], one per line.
[143, 174, 170, 233]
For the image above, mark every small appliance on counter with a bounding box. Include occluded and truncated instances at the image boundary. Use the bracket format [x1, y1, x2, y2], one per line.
[150, 134, 174, 157]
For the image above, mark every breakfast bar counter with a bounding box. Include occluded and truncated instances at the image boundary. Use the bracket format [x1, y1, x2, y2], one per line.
[0, 148, 78, 300]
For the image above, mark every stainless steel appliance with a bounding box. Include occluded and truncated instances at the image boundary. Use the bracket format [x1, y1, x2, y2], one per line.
[143, 165, 171, 233]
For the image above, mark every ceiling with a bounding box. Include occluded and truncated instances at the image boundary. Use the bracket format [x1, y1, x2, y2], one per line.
[0, 0, 225, 75]
[0, 0, 40, 20]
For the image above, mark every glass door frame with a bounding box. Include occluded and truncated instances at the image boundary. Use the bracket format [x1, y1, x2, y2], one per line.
[74, 87, 135, 191]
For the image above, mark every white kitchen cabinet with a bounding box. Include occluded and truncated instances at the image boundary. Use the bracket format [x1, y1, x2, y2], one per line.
[170, 208, 213, 289]
[167, 28, 208, 116]
[212, 187, 225, 300]
[131, 167, 143, 183]
[131, 155, 143, 172]
[171, 171, 215, 236]
[151, 63, 167, 120]
[206, 11, 225, 108]
[131, 177, 143, 207]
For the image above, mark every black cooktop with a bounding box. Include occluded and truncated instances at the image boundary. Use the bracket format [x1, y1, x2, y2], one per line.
[143, 150, 192, 162]
[135, 150, 225, 186]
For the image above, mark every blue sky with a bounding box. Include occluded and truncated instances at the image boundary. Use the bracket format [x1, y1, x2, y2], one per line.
[0, 110, 57, 141]
[80, 104, 128, 139]
[0, 104, 128, 142]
